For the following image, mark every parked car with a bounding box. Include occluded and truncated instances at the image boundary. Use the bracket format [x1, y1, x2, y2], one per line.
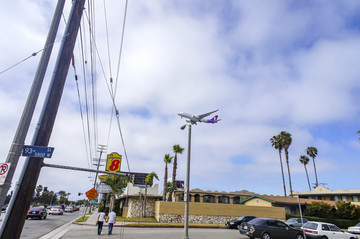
[64, 206, 73, 213]
[240, 217, 304, 239]
[286, 218, 309, 229]
[301, 221, 359, 239]
[49, 206, 63, 215]
[74, 205, 80, 211]
[1, 204, 8, 212]
[348, 222, 360, 234]
[226, 216, 256, 229]
[26, 206, 47, 219]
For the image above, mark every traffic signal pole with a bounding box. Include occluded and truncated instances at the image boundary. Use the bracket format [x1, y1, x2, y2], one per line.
[0, 0, 85, 238]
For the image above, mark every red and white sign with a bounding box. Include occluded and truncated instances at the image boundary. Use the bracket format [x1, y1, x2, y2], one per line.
[0, 163, 11, 186]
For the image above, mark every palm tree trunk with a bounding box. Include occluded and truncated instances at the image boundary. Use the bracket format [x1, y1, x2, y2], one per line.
[163, 164, 168, 201]
[169, 153, 177, 202]
[278, 149, 287, 197]
[144, 183, 148, 217]
[285, 149, 293, 197]
[304, 165, 311, 191]
[312, 157, 318, 188]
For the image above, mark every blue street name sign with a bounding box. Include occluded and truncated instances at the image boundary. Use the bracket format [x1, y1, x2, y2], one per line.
[22, 145, 55, 158]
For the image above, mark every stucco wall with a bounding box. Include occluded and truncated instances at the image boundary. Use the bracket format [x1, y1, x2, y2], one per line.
[243, 198, 273, 207]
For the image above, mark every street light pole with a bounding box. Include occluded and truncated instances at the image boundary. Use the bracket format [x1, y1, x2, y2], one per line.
[181, 124, 191, 239]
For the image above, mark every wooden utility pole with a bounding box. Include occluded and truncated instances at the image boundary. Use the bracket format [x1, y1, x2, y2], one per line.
[0, 0, 65, 214]
[0, 0, 85, 238]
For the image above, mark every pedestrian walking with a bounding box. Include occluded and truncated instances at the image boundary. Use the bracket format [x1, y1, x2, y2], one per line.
[96, 210, 106, 235]
[107, 210, 116, 235]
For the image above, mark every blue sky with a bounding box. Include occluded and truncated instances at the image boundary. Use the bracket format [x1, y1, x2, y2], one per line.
[1, 0, 360, 200]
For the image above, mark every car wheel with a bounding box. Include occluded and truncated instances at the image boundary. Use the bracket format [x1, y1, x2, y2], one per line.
[296, 234, 304, 239]
[321, 236, 328, 239]
[262, 232, 271, 239]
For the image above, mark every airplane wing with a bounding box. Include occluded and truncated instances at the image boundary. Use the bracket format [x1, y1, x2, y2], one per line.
[197, 109, 218, 120]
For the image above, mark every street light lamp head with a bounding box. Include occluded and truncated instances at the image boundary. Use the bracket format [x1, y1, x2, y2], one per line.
[180, 124, 187, 130]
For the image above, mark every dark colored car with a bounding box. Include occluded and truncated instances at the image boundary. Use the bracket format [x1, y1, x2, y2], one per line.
[286, 218, 309, 229]
[240, 217, 304, 239]
[26, 206, 47, 219]
[226, 216, 256, 229]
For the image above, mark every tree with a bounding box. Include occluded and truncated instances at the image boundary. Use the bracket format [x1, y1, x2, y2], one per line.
[104, 175, 129, 212]
[280, 131, 293, 197]
[306, 146, 318, 188]
[35, 185, 43, 197]
[299, 155, 311, 191]
[270, 134, 287, 197]
[163, 154, 173, 201]
[169, 144, 184, 201]
[143, 172, 159, 217]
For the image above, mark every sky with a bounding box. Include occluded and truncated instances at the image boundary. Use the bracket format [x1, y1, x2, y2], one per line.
[1, 0, 360, 202]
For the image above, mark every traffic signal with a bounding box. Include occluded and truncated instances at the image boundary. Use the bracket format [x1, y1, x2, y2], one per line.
[78, 192, 83, 196]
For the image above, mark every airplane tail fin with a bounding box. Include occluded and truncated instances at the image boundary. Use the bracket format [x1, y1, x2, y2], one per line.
[205, 115, 220, 123]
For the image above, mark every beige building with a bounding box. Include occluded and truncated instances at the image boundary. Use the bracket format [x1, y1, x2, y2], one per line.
[293, 186, 360, 206]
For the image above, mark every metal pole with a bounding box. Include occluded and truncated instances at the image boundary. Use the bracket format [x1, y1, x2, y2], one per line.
[0, 0, 65, 212]
[184, 124, 191, 239]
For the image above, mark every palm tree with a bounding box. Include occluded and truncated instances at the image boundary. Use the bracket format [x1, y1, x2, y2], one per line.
[280, 131, 293, 197]
[104, 175, 129, 211]
[299, 155, 311, 191]
[270, 134, 287, 197]
[163, 154, 173, 201]
[144, 171, 159, 217]
[357, 130, 360, 140]
[169, 144, 184, 201]
[306, 146, 318, 188]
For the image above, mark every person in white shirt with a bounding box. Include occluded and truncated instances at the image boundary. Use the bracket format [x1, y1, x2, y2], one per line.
[96, 210, 106, 235]
[107, 210, 116, 235]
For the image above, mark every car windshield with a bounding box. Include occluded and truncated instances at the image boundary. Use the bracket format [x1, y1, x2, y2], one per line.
[303, 222, 318, 230]
[236, 216, 245, 221]
[53, 206, 62, 209]
[355, 223, 360, 227]
[286, 218, 297, 222]
[31, 207, 43, 211]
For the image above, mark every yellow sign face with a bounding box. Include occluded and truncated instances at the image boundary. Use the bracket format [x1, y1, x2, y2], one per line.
[106, 152, 122, 172]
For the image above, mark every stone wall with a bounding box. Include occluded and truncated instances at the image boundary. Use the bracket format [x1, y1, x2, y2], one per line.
[126, 197, 157, 218]
[155, 201, 285, 224]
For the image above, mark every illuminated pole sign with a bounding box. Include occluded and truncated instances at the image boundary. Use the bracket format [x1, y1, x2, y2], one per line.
[106, 152, 122, 173]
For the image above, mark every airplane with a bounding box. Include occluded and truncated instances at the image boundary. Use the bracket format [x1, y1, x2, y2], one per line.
[177, 109, 221, 125]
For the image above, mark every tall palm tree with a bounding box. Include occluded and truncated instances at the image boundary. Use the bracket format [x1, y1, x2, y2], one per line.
[306, 146, 318, 188]
[169, 144, 184, 201]
[144, 171, 159, 217]
[270, 134, 287, 197]
[163, 154, 173, 201]
[280, 131, 293, 197]
[299, 155, 311, 191]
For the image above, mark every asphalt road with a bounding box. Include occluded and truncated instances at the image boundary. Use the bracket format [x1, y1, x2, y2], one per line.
[60, 226, 249, 239]
[20, 209, 84, 239]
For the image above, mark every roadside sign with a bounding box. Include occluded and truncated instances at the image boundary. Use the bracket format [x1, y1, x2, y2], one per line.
[106, 152, 122, 173]
[0, 163, 11, 186]
[85, 188, 98, 201]
[22, 145, 54, 158]
[96, 184, 112, 193]
[90, 197, 98, 203]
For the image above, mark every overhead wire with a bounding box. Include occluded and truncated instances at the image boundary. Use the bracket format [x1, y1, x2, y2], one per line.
[0, 34, 68, 76]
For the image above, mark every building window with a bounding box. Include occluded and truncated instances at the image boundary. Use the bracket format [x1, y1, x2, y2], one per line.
[334, 196, 339, 201]
[203, 195, 215, 203]
[233, 196, 240, 204]
[353, 196, 359, 202]
[316, 196, 322, 200]
[218, 196, 230, 204]
[330, 196, 335, 201]
[194, 194, 200, 202]
[342, 195, 347, 201]
[178, 193, 184, 202]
